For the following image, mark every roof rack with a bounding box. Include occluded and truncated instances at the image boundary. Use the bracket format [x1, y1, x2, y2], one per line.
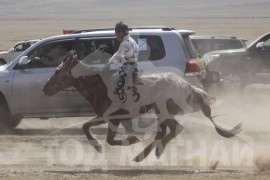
[66, 26, 175, 34]
[129, 26, 175, 31]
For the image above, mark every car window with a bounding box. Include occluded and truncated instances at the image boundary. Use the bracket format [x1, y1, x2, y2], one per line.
[13, 42, 31, 52]
[77, 38, 115, 65]
[24, 40, 74, 68]
[192, 39, 245, 55]
[20, 35, 166, 68]
[77, 35, 166, 65]
[181, 35, 197, 59]
[264, 38, 270, 47]
[136, 35, 166, 61]
[13, 41, 38, 53]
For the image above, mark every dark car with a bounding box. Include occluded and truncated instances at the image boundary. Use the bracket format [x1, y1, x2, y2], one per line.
[191, 35, 247, 56]
[203, 32, 270, 90]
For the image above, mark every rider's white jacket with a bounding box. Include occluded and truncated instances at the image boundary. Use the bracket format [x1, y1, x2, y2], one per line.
[109, 35, 139, 64]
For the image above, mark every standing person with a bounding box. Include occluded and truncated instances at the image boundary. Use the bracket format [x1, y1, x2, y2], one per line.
[107, 21, 141, 103]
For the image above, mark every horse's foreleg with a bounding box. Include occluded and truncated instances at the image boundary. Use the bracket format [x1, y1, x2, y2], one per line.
[82, 117, 105, 153]
[133, 101, 173, 162]
[132, 122, 167, 162]
[107, 119, 141, 146]
[155, 122, 167, 157]
[155, 119, 183, 159]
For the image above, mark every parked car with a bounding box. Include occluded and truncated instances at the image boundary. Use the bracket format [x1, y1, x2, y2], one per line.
[203, 32, 270, 90]
[0, 27, 219, 128]
[191, 35, 247, 56]
[0, 39, 39, 65]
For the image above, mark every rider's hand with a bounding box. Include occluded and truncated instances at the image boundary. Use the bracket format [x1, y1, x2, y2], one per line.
[104, 58, 111, 69]
[106, 58, 110, 64]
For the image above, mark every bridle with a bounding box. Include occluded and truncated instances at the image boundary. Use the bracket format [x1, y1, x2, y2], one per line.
[52, 52, 100, 93]
[45, 53, 76, 93]
[60, 53, 79, 93]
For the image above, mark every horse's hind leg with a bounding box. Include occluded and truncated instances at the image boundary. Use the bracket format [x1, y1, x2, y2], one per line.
[155, 118, 183, 159]
[82, 117, 106, 153]
[107, 119, 141, 146]
[132, 122, 167, 162]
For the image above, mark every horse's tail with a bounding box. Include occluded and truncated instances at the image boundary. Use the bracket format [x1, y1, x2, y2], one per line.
[192, 86, 242, 138]
[192, 86, 216, 105]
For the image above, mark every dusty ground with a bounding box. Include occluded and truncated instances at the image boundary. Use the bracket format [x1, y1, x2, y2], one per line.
[1, 92, 270, 179]
[1, 0, 270, 179]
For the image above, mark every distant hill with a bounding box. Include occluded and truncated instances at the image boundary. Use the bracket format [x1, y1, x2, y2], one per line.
[0, 0, 270, 49]
[0, 0, 269, 21]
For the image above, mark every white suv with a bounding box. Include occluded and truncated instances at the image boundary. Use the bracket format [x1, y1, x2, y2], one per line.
[0, 27, 219, 128]
[0, 39, 39, 65]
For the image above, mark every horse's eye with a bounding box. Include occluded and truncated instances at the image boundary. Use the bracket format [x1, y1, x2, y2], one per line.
[55, 69, 60, 74]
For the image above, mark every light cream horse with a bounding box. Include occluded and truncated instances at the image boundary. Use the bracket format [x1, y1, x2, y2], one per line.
[43, 51, 242, 162]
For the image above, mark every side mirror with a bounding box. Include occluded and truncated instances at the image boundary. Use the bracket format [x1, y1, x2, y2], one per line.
[18, 56, 28, 65]
[256, 42, 265, 49]
[8, 47, 15, 53]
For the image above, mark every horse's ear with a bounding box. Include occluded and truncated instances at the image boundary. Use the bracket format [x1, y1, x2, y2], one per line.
[69, 50, 77, 56]
[62, 50, 76, 63]
[70, 50, 78, 60]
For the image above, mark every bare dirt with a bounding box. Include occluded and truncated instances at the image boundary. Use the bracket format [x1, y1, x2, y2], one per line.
[1, 0, 270, 179]
[1, 91, 270, 179]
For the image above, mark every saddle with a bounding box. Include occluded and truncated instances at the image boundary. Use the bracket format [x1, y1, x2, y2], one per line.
[112, 63, 143, 104]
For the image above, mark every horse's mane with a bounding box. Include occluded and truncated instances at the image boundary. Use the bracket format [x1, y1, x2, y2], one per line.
[71, 60, 104, 78]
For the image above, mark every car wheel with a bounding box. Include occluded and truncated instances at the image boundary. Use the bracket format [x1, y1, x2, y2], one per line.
[221, 68, 248, 91]
[0, 97, 21, 129]
[6, 117, 22, 129]
[0, 98, 11, 127]
[0, 59, 6, 65]
[223, 73, 242, 90]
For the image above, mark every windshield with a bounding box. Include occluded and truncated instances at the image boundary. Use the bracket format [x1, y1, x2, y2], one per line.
[247, 33, 270, 49]
[182, 35, 198, 59]
[192, 39, 245, 55]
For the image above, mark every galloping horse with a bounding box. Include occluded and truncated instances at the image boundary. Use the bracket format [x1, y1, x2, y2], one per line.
[43, 51, 242, 162]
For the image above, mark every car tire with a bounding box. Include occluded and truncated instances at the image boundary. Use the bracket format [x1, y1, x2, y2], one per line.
[221, 67, 248, 91]
[0, 59, 6, 65]
[6, 117, 22, 129]
[0, 98, 11, 127]
[0, 97, 21, 129]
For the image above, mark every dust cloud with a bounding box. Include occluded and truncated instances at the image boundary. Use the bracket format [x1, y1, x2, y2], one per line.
[1, 84, 270, 171]
[208, 84, 270, 170]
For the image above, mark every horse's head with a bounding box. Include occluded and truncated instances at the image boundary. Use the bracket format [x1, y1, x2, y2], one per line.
[43, 51, 78, 96]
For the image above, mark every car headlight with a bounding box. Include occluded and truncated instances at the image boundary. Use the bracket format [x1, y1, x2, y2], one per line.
[202, 54, 220, 63]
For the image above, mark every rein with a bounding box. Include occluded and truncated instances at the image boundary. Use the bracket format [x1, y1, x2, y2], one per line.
[60, 54, 83, 93]
[62, 75, 101, 93]
[56, 53, 102, 93]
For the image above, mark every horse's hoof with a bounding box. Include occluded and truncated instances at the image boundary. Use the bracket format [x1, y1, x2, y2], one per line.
[133, 155, 143, 162]
[93, 145, 102, 153]
[155, 150, 162, 159]
[155, 145, 164, 159]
